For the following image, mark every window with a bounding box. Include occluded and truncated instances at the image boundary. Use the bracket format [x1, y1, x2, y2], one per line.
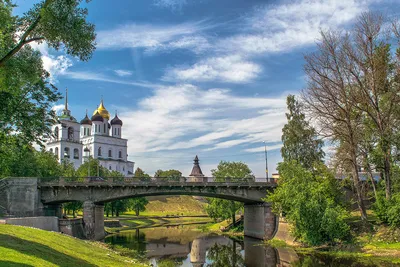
[119, 151, 122, 159]
[68, 127, 74, 140]
[123, 166, 125, 171]
[74, 148, 79, 159]
[109, 166, 111, 170]
[49, 148, 53, 153]
[118, 128, 120, 136]
[64, 147, 70, 158]
[104, 124, 106, 133]
[98, 147, 102, 156]
[54, 127, 59, 140]
[108, 149, 112, 158]
[55, 147, 59, 158]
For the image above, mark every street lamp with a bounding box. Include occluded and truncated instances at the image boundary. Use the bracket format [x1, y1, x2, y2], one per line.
[263, 141, 269, 181]
[84, 147, 90, 177]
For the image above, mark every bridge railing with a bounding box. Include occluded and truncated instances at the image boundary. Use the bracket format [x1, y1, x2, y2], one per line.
[38, 177, 277, 185]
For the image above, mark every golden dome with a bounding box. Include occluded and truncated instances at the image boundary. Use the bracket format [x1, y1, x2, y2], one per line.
[93, 99, 110, 120]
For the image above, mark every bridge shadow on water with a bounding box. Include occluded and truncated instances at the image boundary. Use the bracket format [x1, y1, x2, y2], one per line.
[0, 234, 96, 267]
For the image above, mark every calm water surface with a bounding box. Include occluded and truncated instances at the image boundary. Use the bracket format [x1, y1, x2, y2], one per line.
[104, 224, 398, 267]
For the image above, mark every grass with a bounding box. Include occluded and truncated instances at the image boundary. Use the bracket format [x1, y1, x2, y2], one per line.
[273, 210, 400, 264]
[125, 196, 207, 216]
[0, 224, 148, 267]
[105, 216, 211, 233]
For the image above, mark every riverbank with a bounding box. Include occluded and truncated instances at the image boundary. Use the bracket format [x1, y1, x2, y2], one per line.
[105, 215, 211, 234]
[0, 224, 148, 266]
[270, 213, 400, 265]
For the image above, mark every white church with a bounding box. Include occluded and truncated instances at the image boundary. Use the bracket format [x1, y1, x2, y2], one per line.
[45, 90, 134, 176]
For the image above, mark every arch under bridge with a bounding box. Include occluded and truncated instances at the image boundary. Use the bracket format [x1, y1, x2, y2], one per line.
[0, 177, 279, 240]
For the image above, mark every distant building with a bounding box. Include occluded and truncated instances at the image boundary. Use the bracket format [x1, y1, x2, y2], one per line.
[45, 90, 134, 176]
[188, 155, 205, 182]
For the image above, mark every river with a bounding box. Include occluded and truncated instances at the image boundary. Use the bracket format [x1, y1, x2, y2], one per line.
[104, 224, 396, 267]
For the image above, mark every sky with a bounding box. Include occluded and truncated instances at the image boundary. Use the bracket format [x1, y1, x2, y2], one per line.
[14, 0, 400, 177]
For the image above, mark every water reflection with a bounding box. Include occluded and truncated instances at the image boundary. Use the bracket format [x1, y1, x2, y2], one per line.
[105, 225, 392, 267]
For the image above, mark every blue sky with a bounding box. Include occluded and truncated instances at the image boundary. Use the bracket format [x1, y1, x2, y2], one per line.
[15, 0, 400, 177]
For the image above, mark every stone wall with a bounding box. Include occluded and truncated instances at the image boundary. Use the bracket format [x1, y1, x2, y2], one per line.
[4, 178, 43, 217]
[6, 216, 59, 232]
[59, 218, 85, 239]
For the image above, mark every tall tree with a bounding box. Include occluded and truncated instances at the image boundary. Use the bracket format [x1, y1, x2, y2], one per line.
[0, 0, 95, 145]
[206, 161, 253, 224]
[302, 29, 368, 221]
[281, 94, 325, 169]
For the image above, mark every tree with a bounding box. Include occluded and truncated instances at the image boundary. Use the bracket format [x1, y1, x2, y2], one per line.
[281, 95, 324, 169]
[267, 161, 350, 245]
[154, 169, 182, 181]
[76, 157, 109, 177]
[63, 201, 82, 218]
[302, 29, 368, 221]
[0, 0, 95, 146]
[206, 161, 253, 224]
[134, 167, 151, 181]
[130, 198, 149, 216]
[34, 149, 62, 177]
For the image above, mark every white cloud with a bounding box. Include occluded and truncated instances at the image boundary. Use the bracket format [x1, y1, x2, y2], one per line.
[149, 35, 211, 54]
[244, 143, 283, 153]
[218, 0, 373, 54]
[154, 0, 188, 10]
[63, 71, 160, 89]
[29, 42, 72, 83]
[164, 55, 262, 83]
[52, 104, 65, 115]
[96, 21, 209, 54]
[119, 84, 287, 155]
[114, 69, 133, 77]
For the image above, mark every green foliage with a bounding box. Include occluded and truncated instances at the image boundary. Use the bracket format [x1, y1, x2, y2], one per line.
[206, 161, 253, 222]
[281, 95, 324, 170]
[76, 157, 109, 177]
[134, 167, 151, 181]
[0, 0, 95, 145]
[63, 201, 82, 218]
[267, 161, 350, 245]
[154, 169, 182, 181]
[130, 197, 149, 216]
[373, 192, 400, 227]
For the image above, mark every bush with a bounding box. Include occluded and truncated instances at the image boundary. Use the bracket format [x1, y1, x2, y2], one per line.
[266, 161, 350, 245]
[373, 192, 400, 227]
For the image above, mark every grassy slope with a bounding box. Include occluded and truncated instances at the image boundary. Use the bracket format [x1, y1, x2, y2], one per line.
[125, 196, 207, 216]
[0, 224, 147, 267]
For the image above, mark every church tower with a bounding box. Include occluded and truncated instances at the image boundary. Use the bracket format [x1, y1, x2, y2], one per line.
[45, 88, 83, 169]
[188, 155, 205, 182]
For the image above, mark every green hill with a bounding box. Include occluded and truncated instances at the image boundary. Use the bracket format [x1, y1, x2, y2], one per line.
[0, 224, 147, 266]
[126, 196, 208, 216]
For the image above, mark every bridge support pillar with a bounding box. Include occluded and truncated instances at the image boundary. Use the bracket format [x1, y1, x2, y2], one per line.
[244, 203, 278, 240]
[83, 201, 105, 240]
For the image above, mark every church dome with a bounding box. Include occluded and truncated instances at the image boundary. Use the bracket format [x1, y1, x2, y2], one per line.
[80, 113, 92, 125]
[93, 100, 110, 120]
[91, 111, 104, 122]
[111, 114, 123, 126]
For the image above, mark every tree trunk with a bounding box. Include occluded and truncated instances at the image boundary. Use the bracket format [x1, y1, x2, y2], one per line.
[116, 210, 120, 217]
[383, 152, 391, 200]
[350, 150, 368, 221]
[230, 201, 236, 226]
[135, 208, 139, 216]
[365, 160, 378, 201]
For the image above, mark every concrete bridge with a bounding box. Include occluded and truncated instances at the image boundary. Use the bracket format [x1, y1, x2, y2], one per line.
[0, 177, 279, 240]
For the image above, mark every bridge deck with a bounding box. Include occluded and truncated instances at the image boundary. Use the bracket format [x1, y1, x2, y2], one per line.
[38, 177, 277, 188]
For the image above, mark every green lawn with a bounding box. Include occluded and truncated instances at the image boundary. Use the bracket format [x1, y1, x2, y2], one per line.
[0, 224, 147, 267]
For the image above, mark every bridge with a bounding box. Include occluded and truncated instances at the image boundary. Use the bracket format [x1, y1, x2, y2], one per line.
[0, 177, 279, 241]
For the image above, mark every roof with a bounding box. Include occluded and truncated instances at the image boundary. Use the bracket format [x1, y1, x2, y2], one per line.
[80, 114, 92, 125]
[111, 114, 123, 126]
[91, 111, 104, 122]
[189, 155, 204, 177]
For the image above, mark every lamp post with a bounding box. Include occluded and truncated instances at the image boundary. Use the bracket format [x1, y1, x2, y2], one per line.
[84, 147, 90, 177]
[263, 141, 269, 181]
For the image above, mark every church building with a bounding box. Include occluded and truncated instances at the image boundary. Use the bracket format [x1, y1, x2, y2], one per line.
[45, 90, 134, 176]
